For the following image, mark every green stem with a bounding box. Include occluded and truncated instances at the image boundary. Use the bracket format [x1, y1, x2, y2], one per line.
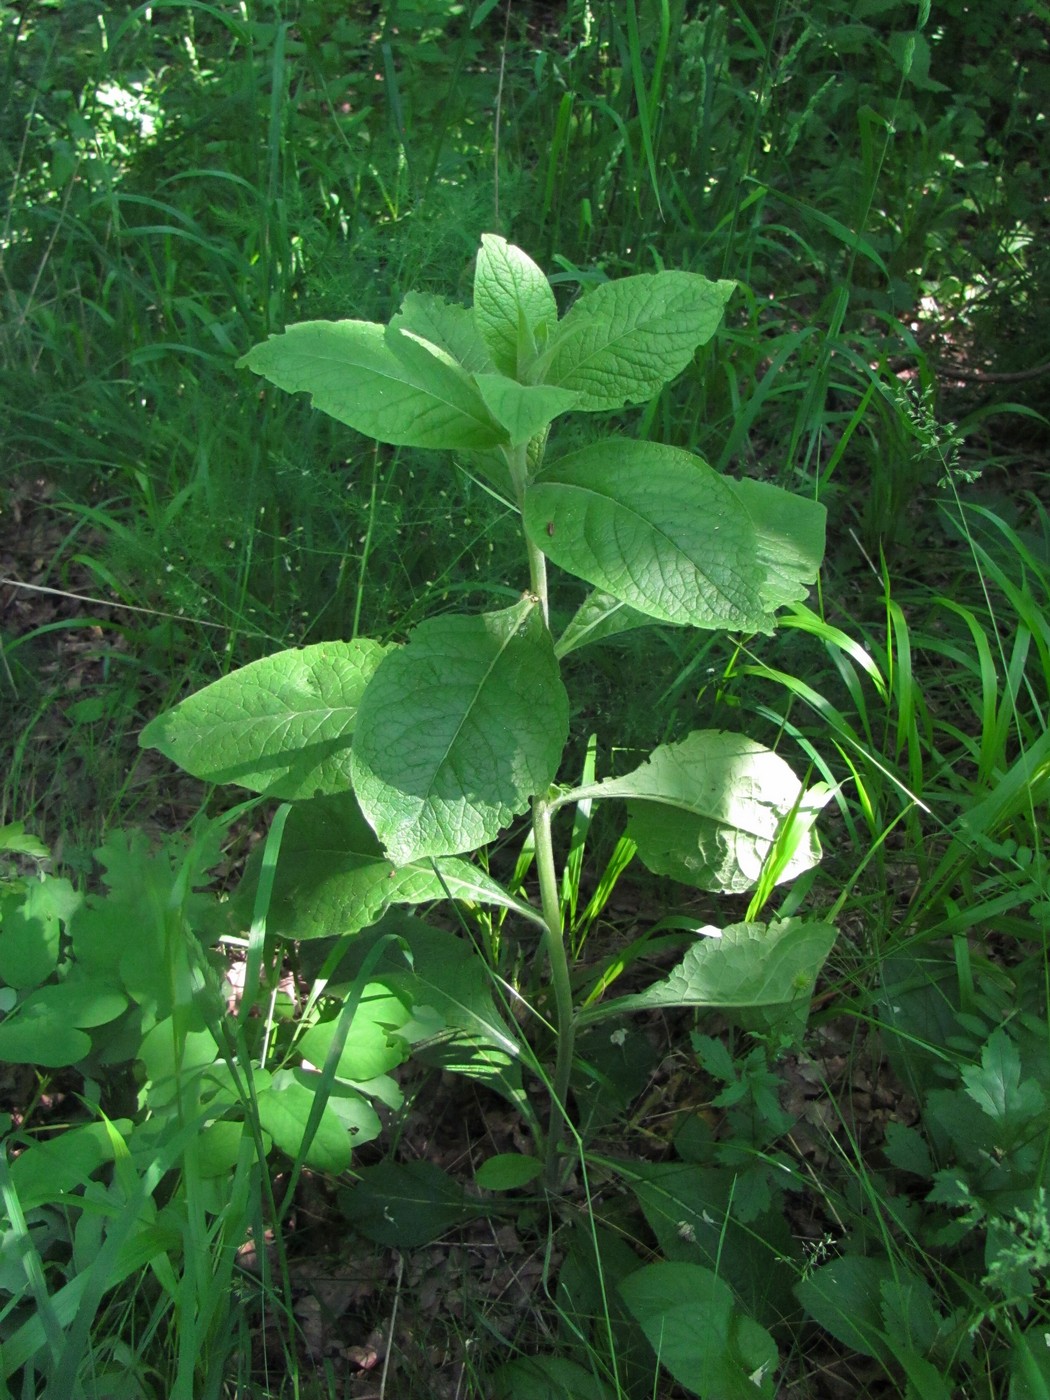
[533, 795, 575, 1187]
[508, 441, 550, 626]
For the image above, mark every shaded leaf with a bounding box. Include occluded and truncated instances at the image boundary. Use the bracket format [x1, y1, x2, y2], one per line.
[340, 1160, 477, 1246]
[619, 1260, 778, 1399]
[254, 793, 542, 941]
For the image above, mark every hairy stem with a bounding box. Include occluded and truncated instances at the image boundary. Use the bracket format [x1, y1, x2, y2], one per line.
[533, 796, 575, 1186]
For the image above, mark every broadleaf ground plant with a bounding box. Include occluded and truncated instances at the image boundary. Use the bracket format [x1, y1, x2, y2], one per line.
[142, 236, 834, 1187]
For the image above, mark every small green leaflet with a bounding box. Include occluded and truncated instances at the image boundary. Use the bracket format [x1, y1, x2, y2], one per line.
[351, 597, 569, 864]
[140, 639, 389, 800]
[473, 234, 558, 377]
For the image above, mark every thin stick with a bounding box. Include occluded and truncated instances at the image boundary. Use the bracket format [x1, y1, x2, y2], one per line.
[0, 577, 227, 629]
[378, 1252, 404, 1400]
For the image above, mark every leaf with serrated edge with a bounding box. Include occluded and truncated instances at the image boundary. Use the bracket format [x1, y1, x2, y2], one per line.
[539, 271, 735, 410]
[239, 319, 505, 450]
[351, 598, 569, 863]
[260, 793, 544, 939]
[567, 730, 821, 892]
[583, 919, 836, 1023]
[525, 440, 772, 631]
[473, 234, 558, 376]
[140, 640, 390, 799]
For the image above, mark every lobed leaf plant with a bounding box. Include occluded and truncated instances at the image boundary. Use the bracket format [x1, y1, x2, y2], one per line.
[141, 236, 835, 1193]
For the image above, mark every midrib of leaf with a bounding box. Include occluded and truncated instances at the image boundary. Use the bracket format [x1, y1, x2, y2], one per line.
[549, 305, 691, 382]
[555, 480, 744, 617]
[420, 611, 532, 804]
[316, 334, 495, 432]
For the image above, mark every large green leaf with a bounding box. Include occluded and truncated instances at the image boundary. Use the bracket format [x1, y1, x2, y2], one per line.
[619, 1261, 778, 1399]
[724, 477, 827, 611]
[351, 598, 569, 863]
[524, 441, 771, 631]
[794, 1256, 897, 1364]
[473, 234, 558, 376]
[140, 640, 389, 799]
[568, 730, 822, 893]
[582, 919, 837, 1022]
[538, 271, 735, 410]
[256, 793, 544, 940]
[390, 290, 492, 373]
[239, 318, 505, 450]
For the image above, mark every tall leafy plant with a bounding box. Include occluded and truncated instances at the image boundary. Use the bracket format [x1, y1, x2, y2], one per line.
[142, 236, 835, 1183]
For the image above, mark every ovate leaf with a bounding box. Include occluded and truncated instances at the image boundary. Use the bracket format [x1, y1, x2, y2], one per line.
[576, 730, 822, 893]
[239, 319, 505, 450]
[539, 271, 735, 410]
[587, 919, 837, 1021]
[0, 877, 80, 989]
[140, 640, 389, 799]
[340, 1160, 476, 1246]
[473, 234, 558, 376]
[525, 441, 770, 631]
[351, 598, 569, 863]
[255, 793, 542, 940]
[255, 1069, 353, 1174]
[619, 1261, 778, 1399]
[795, 1256, 896, 1363]
[299, 983, 414, 1081]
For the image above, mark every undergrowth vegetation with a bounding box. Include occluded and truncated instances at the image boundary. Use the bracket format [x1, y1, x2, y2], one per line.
[0, 1, 1047, 1396]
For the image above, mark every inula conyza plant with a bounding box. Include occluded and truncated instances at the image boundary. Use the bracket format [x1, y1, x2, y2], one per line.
[142, 236, 836, 1184]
